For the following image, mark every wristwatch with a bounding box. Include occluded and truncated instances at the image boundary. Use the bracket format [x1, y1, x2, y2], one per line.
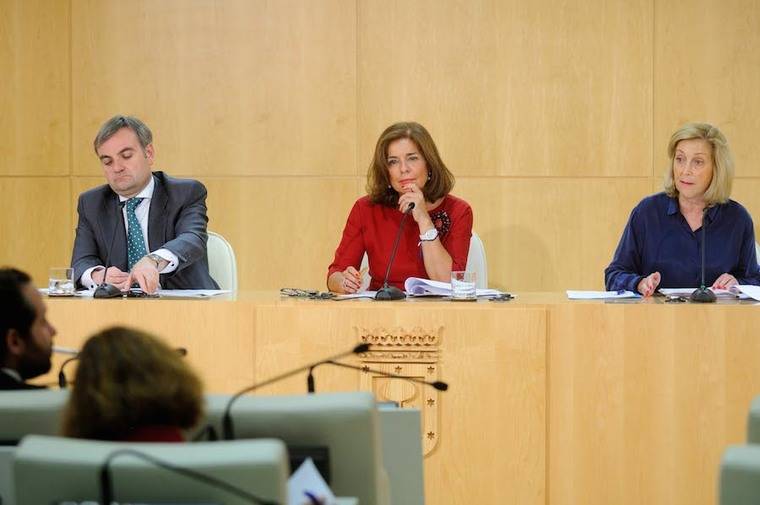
[419, 228, 439, 242]
[145, 253, 164, 269]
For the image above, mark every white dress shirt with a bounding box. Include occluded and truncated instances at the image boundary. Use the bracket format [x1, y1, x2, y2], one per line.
[81, 176, 180, 289]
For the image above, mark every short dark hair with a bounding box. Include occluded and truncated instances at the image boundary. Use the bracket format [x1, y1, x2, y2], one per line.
[0, 268, 35, 363]
[93, 115, 153, 154]
[366, 122, 455, 207]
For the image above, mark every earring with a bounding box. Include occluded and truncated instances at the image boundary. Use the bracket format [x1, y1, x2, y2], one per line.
[427, 172, 432, 181]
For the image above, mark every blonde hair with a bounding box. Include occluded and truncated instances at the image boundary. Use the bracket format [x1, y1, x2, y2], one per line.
[61, 326, 203, 440]
[664, 122, 734, 204]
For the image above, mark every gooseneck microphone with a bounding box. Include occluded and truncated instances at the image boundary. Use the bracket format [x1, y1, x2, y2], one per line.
[222, 343, 370, 440]
[691, 207, 716, 303]
[58, 354, 79, 389]
[375, 202, 414, 301]
[320, 359, 449, 392]
[99, 448, 279, 505]
[94, 200, 127, 299]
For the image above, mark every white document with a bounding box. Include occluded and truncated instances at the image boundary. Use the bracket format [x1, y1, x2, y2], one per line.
[736, 285, 760, 301]
[403, 277, 502, 297]
[334, 291, 378, 300]
[566, 290, 639, 299]
[288, 457, 336, 505]
[39, 288, 93, 298]
[157, 289, 231, 298]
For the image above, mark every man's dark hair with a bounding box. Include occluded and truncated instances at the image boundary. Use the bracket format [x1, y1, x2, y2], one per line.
[0, 268, 35, 363]
[93, 115, 153, 154]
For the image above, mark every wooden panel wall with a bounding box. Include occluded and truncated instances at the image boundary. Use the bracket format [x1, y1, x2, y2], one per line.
[2, 0, 760, 292]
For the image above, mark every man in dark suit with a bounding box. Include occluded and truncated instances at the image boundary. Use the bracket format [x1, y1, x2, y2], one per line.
[0, 268, 56, 390]
[71, 115, 218, 293]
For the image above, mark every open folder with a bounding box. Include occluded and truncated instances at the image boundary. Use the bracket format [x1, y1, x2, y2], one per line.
[403, 277, 502, 297]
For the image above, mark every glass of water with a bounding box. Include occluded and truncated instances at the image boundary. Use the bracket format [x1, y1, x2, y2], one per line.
[451, 271, 477, 300]
[48, 267, 75, 296]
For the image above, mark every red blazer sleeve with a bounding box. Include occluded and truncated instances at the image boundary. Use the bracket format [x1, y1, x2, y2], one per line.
[327, 199, 366, 280]
[442, 199, 473, 271]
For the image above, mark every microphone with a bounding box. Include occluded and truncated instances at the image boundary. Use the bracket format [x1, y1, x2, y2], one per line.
[222, 343, 370, 440]
[94, 200, 127, 299]
[58, 354, 79, 389]
[318, 359, 448, 392]
[375, 202, 415, 301]
[99, 448, 279, 505]
[691, 207, 716, 303]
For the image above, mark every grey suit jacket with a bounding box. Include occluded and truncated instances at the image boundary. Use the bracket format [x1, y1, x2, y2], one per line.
[71, 171, 219, 290]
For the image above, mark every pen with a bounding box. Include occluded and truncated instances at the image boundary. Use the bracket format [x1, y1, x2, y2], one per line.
[304, 491, 322, 505]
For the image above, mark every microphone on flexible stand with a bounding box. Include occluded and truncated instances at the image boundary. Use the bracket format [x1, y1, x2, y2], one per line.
[691, 207, 716, 303]
[99, 448, 279, 505]
[58, 354, 79, 389]
[221, 343, 371, 440]
[94, 200, 127, 299]
[317, 359, 449, 392]
[375, 202, 414, 301]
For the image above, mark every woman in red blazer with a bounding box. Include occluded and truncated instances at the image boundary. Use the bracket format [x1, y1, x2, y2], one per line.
[327, 122, 473, 293]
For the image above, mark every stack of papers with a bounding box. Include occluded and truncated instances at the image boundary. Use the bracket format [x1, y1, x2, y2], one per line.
[404, 277, 502, 297]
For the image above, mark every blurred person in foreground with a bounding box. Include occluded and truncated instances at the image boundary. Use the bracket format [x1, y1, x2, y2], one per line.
[61, 326, 202, 441]
[0, 268, 55, 390]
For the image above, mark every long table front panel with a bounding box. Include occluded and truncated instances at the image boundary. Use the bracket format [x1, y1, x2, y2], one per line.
[42, 293, 760, 505]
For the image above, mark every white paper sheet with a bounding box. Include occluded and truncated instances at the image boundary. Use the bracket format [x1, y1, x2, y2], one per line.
[157, 289, 231, 298]
[566, 290, 639, 299]
[736, 285, 760, 301]
[334, 291, 378, 300]
[288, 457, 336, 505]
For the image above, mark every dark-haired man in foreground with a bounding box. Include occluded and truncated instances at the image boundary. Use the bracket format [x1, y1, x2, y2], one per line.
[0, 268, 56, 390]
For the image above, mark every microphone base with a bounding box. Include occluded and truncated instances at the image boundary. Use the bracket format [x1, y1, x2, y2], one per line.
[690, 287, 717, 303]
[375, 286, 406, 301]
[93, 284, 124, 299]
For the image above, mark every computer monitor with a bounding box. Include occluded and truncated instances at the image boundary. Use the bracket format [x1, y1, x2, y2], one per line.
[205, 391, 389, 505]
[0, 390, 68, 444]
[14, 435, 288, 505]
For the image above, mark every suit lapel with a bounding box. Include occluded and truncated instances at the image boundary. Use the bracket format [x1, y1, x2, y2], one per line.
[102, 191, 128, 271]
[148, 173, 167, 251]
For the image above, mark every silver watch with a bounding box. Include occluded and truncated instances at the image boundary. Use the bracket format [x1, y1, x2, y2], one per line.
[145, 253, 163, 268]
[419, 228, 439, 242]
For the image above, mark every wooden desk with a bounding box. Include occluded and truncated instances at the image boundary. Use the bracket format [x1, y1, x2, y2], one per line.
[43, 293, 760, 505]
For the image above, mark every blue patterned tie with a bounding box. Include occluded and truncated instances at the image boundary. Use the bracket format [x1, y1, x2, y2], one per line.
[126, 198, 148, 270]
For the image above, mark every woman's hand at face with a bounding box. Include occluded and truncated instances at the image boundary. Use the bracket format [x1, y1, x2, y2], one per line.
[397, 183, 428, 224]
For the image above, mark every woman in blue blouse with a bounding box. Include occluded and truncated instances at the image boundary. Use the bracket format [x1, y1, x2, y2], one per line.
[605, 122, 760, 296]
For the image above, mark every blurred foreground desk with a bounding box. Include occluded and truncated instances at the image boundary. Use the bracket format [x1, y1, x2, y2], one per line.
[44, 292, 760, 505]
